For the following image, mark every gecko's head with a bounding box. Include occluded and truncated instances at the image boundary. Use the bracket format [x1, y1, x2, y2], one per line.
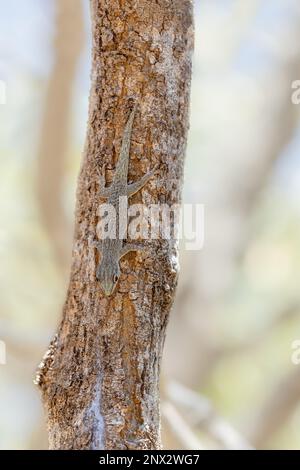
[96, 258, 121, 297]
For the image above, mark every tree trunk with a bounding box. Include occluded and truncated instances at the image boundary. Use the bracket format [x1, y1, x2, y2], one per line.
[36, 0, 194, 450]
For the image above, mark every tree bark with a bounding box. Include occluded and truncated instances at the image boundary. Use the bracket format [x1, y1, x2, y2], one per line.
[36, 0, 194, 450]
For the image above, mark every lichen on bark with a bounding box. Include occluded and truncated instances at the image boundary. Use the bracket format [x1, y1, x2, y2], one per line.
[36, 0, 194, 450]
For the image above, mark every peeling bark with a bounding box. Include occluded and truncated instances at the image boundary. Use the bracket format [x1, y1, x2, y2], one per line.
[36, 0, 194, 450]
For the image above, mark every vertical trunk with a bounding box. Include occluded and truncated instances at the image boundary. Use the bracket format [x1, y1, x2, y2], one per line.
[36, 0, 194, 450]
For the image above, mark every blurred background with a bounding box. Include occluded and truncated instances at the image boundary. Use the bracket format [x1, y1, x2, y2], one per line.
[1, 0, 300, 450]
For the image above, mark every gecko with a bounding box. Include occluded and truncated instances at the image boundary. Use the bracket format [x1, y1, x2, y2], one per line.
[94, 104, 158, 297]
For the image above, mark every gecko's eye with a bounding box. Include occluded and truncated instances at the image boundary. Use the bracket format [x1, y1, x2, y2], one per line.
[113, 274, 119, 284]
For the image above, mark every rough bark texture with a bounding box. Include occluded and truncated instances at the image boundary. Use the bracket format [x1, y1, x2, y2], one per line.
[36, 0, 194, 450]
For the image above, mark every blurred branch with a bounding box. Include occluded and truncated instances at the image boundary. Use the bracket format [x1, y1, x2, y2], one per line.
[36, 0, 84, 277]
[213, 301, 300, 360]
[166, 381, 253, 450]
[162, 401, 204, 450]
[247, 368, 300, 449]
[165, 0, 300, 385]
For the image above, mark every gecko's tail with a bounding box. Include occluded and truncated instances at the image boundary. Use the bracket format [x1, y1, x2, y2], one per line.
[113, 100, 139, 181]
[127, 101, 138, 127]
[121, 101, 138, 147]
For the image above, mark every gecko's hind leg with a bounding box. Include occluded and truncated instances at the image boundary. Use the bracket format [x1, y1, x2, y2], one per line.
[97, 165, 111, 199]
[127, 164, 159, 197]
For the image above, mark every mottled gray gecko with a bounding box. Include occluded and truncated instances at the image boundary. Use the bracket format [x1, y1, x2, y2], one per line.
[94, 104, 158, 296]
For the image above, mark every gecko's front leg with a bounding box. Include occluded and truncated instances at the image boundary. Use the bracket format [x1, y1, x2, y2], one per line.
[120, 242, 148, 259]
